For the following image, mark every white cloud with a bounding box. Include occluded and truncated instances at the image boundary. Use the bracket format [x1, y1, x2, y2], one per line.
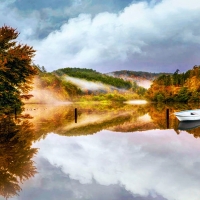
[29, 0, 200, 72]
[33, 11, 146, 70]
[1, 0, 16, 7]
[0, 3, 40, 42]
[1, 0, 200, 72]
[32, 129, 200, 200]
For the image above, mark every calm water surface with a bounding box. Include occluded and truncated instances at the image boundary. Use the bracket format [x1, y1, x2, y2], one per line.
[1, 103, 200, 200]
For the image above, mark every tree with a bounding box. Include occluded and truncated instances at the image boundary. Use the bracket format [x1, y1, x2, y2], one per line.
[175, 87, 189, 102]
[0, 25, 37, 109]
[156, 93, 165, 102]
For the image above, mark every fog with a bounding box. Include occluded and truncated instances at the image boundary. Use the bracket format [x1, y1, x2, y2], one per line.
[65, 76, 119, 92]
[23, 77, 71, 104]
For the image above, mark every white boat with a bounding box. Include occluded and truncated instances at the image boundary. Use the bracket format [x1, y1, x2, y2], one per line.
[174, 109, 200, 121]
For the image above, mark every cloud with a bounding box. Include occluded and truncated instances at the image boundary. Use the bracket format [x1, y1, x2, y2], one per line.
[0, 2, 40, 41]
[11, 158, 166, 200]
[3, 0, 134, 40]
[1, 0, 200, 73]
[28, 0, 200, 73]
[30, 129, 200, 200]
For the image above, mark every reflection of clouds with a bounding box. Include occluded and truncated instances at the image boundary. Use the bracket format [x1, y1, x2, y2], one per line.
[10, 158, 165, 200]
[31, 130, 200, 200]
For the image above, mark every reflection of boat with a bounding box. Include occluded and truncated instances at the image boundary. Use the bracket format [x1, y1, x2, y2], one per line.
[174, 109, 200, 121]
[178, 120, 200, 130]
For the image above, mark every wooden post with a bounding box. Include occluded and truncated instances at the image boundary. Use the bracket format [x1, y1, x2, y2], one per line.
[75, 108, 77, 123]
[166, 109, 169, 129]
[15, 108, 17, 119]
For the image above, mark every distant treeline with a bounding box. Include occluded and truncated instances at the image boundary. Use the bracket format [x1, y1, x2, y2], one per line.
[108, 70, 171, 80]
[146, 66, 200, 102]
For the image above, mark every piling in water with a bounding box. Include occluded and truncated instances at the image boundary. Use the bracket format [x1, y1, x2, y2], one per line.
[15, 108, 17, 119]
[166, 109, 169, 129]
[75, 108, 77, 123]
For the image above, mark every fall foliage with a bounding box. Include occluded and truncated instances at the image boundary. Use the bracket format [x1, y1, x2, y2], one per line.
[146, 66, 200, 102]
[0, 25, 37, 110]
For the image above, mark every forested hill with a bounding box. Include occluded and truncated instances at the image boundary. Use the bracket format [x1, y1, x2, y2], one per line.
[106, 70, 171, 89]
[54, 68, 132, 89]
[106, 70, 171, 80]
[27, 67, 147, 104]
[146, 66, 200, 102]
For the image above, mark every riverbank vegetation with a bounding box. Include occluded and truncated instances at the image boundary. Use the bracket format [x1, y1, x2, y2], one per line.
[146, 66, 200, 102]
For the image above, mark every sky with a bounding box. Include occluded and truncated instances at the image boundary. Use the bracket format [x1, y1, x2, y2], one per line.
[1, 0, 200, 73]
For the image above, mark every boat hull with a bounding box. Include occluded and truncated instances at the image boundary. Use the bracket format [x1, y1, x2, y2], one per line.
[174, 109, 200, 121]
[178, 120, 200, 130]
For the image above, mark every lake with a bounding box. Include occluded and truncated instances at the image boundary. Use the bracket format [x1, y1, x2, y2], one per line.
[1, 102, 200, 200]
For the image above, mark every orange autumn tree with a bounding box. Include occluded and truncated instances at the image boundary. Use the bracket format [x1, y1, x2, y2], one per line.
[0, 25, 37, 109]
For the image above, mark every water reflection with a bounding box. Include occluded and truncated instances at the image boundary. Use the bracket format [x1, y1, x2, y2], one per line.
[1, 102, 200, 199]
[0, 113, 37, 199]
[22, 102, 200, 137]
[178, 120, 200, 130]
[25, 130, 200, 200]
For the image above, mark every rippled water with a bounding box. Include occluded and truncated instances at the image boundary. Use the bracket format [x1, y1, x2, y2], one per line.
[1, 103, 200, 200]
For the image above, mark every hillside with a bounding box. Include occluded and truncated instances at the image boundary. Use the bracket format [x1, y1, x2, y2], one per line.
[106, 70, 171, 89]
[24, 67, 148, 104]
[146, 65, 200, 102]
[54, 68, 132, 89]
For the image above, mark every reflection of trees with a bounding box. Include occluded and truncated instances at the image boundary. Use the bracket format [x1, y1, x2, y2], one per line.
[182, 126, 200, 138]
[23, 102, 200, 140]
[25, 104, 153, 137]
[29, 105, 133, 137]
[0, 114, 37, 199]
[58, 113, 132, 136]
[148, 103, 179, 130]
[148, 102, 200, 136]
